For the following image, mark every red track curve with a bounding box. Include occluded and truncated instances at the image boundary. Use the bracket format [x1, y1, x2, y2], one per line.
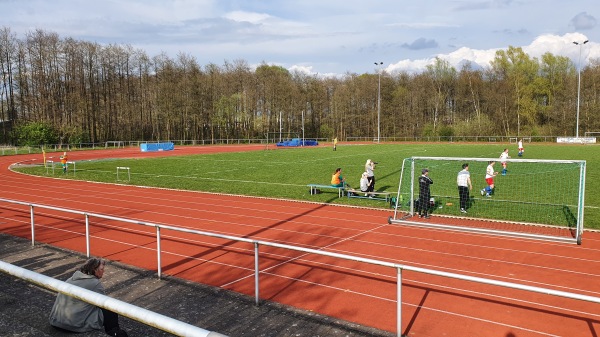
[1, 145, 599, 337]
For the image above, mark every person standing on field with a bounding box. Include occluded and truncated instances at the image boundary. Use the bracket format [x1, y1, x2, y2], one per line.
[481, 161, 497, 197]
[457, 163, 472, 213]
[518, 139, 524, 157]
[59, 152, 68, 173]
[417, 168, 433, 218]
[499, 148, 510, 175]
[365, 159, 376, 195]
[333, 137, 338, 151]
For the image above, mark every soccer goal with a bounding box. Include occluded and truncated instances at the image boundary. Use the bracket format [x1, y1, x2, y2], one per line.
[389, 156, 586, 245]
[509, 137, 531, 143]
[105, 141, 125, 149]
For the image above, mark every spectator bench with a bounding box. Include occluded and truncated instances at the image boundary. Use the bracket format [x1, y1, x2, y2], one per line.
[346, 188, 392, 202]
[307, 184, 345, 198]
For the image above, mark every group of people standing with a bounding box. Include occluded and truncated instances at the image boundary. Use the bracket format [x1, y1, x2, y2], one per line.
[331, 159, 377, 197]
[417, 142, 524, 218]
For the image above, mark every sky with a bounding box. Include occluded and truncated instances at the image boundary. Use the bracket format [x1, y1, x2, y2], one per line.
[1, 0, 599, 76]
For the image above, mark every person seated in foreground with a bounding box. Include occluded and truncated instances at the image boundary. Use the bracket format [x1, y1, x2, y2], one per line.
[49, 258, 128, 337]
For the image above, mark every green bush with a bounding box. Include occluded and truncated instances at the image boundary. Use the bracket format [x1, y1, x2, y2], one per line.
[12, 122, 59, 146]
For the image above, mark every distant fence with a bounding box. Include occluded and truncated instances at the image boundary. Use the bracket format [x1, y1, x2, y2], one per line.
[1, 135, 596, 155]
[346, 136, 573, 143]
[1, 197, 600, 337]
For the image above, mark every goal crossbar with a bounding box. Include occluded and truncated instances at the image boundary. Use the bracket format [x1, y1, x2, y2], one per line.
[390, 156, 586, 245]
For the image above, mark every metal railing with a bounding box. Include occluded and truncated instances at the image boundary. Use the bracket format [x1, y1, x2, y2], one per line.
[0, 260, 227, 337]
[1, 197, 599, 337]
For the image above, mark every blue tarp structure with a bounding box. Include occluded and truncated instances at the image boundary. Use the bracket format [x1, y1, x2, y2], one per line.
[276, 138, 318, 147]
[140, 142, 175, 152]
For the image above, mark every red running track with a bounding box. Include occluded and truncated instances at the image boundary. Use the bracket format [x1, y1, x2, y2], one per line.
[1, 145, 599, 337]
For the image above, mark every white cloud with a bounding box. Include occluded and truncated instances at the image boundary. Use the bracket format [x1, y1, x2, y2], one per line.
[224, 11, 271, 24]
[386, 33, 598, 74]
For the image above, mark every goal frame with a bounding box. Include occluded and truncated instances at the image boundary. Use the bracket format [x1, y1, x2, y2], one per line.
[105, 141, 125, 149]
[389, 156, 586, 245]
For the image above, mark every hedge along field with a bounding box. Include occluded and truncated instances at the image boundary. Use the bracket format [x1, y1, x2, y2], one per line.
[14, 142, 600, 230]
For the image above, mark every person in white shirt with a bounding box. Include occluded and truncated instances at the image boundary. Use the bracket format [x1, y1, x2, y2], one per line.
[359, 172, 371, 196]
[499, 148, 510, 175]
[481, 161, 498, 197]
[457, 163, 472, 213]
[365, 159, 376, 194]
[518, 139, 524, 157]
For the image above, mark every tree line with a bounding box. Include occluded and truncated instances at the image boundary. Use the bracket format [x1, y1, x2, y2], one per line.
[1, 27, 599, 146]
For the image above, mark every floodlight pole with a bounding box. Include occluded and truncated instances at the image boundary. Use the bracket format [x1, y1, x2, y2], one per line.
[302, 107, 305, 147]
[573, 40, 588, 139]
[374, 61, 383, 143]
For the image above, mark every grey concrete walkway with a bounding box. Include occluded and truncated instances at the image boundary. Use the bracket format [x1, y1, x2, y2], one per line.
[0, 233, 394, 337]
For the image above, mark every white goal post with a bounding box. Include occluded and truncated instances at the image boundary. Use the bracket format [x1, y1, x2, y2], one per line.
[509, 137, 531, 143]
[389, 156, 586, 245]
[105, 141, 125, 148]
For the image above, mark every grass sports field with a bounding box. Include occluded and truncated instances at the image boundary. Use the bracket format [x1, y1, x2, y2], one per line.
[13, 142, 600, 230]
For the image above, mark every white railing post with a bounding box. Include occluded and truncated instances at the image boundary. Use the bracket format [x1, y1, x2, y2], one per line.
[397, 267, 403, 337]
[85, 214, 90, 257]
[29, 205, 35, 246]
[156, 226, 162, 279]
[254, 242, 260, 306]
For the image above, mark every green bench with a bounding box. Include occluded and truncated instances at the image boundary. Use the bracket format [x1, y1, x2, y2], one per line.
[307, 184, 345, 198]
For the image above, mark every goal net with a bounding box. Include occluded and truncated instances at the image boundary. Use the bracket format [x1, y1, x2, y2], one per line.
[389, 156, 586, 245]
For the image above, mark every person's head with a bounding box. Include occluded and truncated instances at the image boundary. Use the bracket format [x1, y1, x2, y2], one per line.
[503, 148, 508, 152]
[489, 160, 495, 165]
[80, 258, 106, 279]
[362, 171, 368, 178]
[334, 167, 342, 174]
[422, 168, 429, 175]
[366, 159, 372, 166]
[462, 163, 469, 170]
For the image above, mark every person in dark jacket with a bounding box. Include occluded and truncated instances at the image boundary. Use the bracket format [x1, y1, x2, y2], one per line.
[49, 258, 128, 337]
[417, 168, 434, 218]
